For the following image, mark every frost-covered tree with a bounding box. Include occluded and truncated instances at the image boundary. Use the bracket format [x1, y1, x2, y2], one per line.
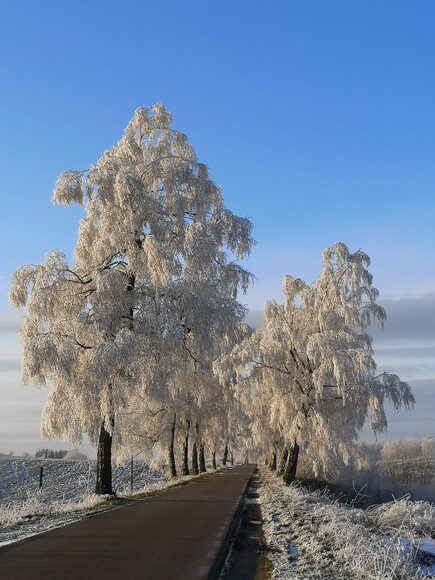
[117, 316, 250, 477]
[220, 243, 414, 483]
[9, 103, 253, 494]
[381, 438, 435, 487]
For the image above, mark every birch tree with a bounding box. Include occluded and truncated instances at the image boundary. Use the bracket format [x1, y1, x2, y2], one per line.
[220, 243, 414, 483]
[9, 104, 253, 494]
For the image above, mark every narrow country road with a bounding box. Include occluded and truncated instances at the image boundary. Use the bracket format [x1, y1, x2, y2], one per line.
[0, 464, 256, 580]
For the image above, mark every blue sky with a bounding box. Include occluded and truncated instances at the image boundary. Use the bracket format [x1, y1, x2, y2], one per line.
[0, 0, 434, 454]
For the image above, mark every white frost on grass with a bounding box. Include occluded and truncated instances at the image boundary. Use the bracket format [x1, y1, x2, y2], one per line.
[368, 498, 435, 536]
[0, 457, 166, 545]
[0, 458, 224, 547]
[0, 491, 102, 528]
[258, 468, 435, 579]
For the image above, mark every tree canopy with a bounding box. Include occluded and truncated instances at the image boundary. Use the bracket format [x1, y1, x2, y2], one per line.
[9, 105, 414, 490]
[9, 103, 254, 492]
[216, 243, 414, 481]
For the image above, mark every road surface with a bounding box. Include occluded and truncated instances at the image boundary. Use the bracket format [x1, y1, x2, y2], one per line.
[0, 464, 256, 580]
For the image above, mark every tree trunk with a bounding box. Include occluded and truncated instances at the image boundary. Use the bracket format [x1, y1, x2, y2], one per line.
[278, 447, 288, 475]
[222, 442, 228, 466]
[95, 274, 134, 496]
[95, 420, 114, 495]
[212, 450, 217, 470]
[168, 413, 177, 478]
[283, 442, 300, 485]
[230, 450, 234, 465]
[199, 441, 206, 473]
[182, 420, 190, 476]
[269, 449, 277, 471]
[192, 443, 199, 475]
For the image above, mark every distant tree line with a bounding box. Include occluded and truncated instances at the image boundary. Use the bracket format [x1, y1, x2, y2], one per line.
[294, 437, 435, 502]
[378, 438, 435, 488]
[35, 448, 68, 459]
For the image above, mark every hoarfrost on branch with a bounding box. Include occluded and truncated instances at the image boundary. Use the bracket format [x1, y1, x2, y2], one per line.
[9, 104, 254, 478]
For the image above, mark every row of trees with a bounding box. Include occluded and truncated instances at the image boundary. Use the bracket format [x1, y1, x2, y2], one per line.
[9, 104, 254, 493]
[216, 242, 414, 484]
[35, 448, 68, 459]
[9, 104, 414, 493]
[379, 438, 435, 487]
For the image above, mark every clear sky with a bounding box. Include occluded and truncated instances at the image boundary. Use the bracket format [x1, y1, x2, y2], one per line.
[0, 0, 434, 455]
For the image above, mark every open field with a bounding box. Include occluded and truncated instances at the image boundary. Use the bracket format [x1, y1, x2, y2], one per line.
[0, 456, 166, 545]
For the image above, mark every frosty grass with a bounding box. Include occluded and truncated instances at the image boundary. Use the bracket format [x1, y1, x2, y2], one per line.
[0, 457, 166, 545]
[3, 459, 435, 579]
[259, 467, 435, 579]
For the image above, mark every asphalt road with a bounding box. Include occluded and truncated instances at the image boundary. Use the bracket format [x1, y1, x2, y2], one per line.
[0, 464, 256, 580]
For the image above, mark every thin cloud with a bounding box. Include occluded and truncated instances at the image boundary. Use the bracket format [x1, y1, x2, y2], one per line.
[0, 311, 23, 333]
[374, 293, 435, 342]
[374, 346, 435, 358]
[0, 359, 21, 373]
[362, 378, 435, 441]
[247, 295, 435, 383]
[248, 293, 435, 343]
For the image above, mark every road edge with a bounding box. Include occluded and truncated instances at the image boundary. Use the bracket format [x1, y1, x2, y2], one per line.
[207, 464, 257, 580]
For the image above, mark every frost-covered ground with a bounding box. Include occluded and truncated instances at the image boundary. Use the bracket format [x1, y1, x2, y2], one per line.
[259, 467, 435, 579]
[0, 457, 167, 546]
[6, 459, 435, 579]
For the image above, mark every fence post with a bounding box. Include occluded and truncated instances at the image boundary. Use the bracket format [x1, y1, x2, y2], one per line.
[130, 455, 133, 493]
[39, 465, 43, 489]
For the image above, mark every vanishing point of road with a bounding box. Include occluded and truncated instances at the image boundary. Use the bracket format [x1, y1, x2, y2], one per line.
[0, 464, 256, 580]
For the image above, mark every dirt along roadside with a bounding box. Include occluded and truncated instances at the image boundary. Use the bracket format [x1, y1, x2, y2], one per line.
[0, 464, 256, 580]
